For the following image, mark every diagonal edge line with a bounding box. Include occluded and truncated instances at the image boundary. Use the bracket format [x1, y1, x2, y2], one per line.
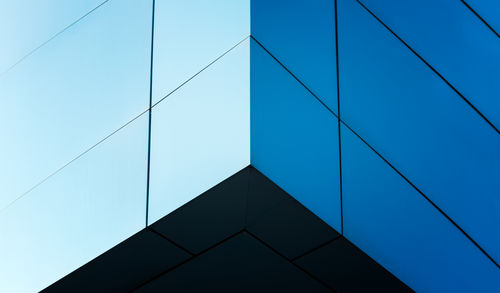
[128, 229, 247, 292]
[251, 34, 499, 269]
[337, 235, 415, 292]
[461, 0, 500, 38]
[340, 121, 500, 269]
[145, 0, 156, 228]
[355, 0, 500, 135]
[0, 34, 249, 217]
[147, 226, 194, 256]
[250, 36, 339, 119]
[291, 234, 414, 292]
[334, 0, 344, 236]
[0, 108, 149, 215]
[244, 230, 337, 292]
[291, 236, 341, 262]
[0, 0, 111, 79]
[151, 35, 251, 109]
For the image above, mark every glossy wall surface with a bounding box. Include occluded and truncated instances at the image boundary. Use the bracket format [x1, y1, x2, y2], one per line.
[251, 0, 499, 292]
[0, 0, 250, 291]
[0, 0, 498, 292]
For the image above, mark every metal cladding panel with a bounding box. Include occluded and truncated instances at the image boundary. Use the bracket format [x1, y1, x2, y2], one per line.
[251, 0, 338, 113]
[250, 39, 341, 232]
[359, 0, 500, 129]
[341, 125, 500, 292]
[338, 0, 500, 264]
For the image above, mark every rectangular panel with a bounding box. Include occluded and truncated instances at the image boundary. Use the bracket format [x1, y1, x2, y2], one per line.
[0, 0, 152, 209]
[250, 40, 341, 231]
[0, 113, 149, 293]
[152, 0, 250, 104]
[339, 0, 500, 262]
[341, 125, 500, 292]
[148, 39, 250, 224]
[359, 0, 500, 128]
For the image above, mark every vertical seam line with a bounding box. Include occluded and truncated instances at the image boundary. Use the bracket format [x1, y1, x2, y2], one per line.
[334, 0, 343, 235]
[145, 0, 156, 227]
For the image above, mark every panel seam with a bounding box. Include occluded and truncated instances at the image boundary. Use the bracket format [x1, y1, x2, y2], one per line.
[0, 0, 112, 79]
[355, 0, 499, 134]
[251, 35, 499, 268]
[461, 0, 499, 38]
[145, 0, 155, 227]
[334, 0, 344, 236]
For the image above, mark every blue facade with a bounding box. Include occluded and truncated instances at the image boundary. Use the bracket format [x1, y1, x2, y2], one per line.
[0, 1, 498, 292]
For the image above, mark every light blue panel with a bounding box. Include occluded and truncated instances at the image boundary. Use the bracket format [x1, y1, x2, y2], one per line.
[251, 0, 337, 113]
[152, 0, 249, 104]
[250, 40, 341, 231]
[148, 40, 250, 224]
[465, 0, 500, 34]
[0, 0, 152, 209]
[341, 125, 500, 293]
[359, 0, 500, 128]
[0, 0, 105, 74]
[0, 113, 148, 293]
[339, 0, 500, 262]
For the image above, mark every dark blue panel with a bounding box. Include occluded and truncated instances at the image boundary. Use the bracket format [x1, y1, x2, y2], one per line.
[250, 40, 341, 231]
[339, 0, 500, 262]
[251, 0, 337, 113]
[341, 125, 500, 293]
[463, 0, 500, 35]
[359, 0, 500, 129]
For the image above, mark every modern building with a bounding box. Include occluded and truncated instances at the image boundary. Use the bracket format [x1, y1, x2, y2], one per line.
[0, 0, 498, 292]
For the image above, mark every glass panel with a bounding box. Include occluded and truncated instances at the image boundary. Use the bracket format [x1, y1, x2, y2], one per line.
[339, 0, 500, 262]
[0, 0, 152, 209]
[152, 0, 250, 104]
[359, 0, 500, 128]
[148, 39, 250, 224]
[250, 40, 341, 231]
[0, 113, 148, 293]
[0, 0, 105, 74]
[341, 125, 500, 292]
[251, 0, 337, 113]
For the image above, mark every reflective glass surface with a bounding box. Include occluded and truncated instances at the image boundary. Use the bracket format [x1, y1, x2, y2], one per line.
[0, 0, 105, 74]
[0, 0, 152, 209]
[339, 0, 500, 262]
[251, 0, 338, 113]
[250, 40, 341, 231]
[148, 39, 250, 224]
[341, 125, 500, 293]
[152, 0, 250, 104]
[359, 0, 500, 128]
[0, 113, 148, 293]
